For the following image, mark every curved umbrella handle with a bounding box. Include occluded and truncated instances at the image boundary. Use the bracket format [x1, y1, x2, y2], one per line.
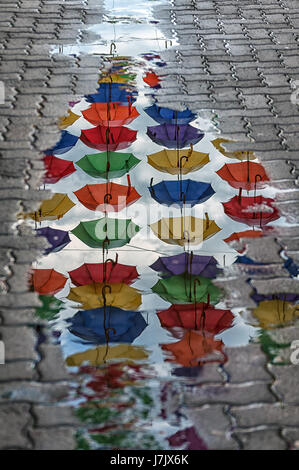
[180, 191, 186, 204]
[179, 155, 189, 170]
[104, 192, 112, 204]
[204, 212, 210, 229]
[110, 42, 116, 55]
[102, 284, 112, 306]
[149, 177, 156, 198]
[188, 143, 193, 157]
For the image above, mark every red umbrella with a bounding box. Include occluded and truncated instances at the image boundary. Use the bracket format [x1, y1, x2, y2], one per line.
[80, 126, 137, 151]
[43, 155, 76, 184]
[222, 194, 280, 227]
[82, 102, 139, 127]
[217, 161, 269, 191]
[68, 258, 138, 286]
[157, 303, 234, 335]
[143, 71, 160, 87]
[73, 176, 140, 212]
[29, 268, 68, 295]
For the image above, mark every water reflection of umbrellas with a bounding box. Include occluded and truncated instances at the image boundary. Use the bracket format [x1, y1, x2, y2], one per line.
[35, 294, 63, 321]
[77, 151, 140, 179]
[71, 218, 140, 249]
[149, 179, 214, 207]
[58, 110, 80, 129]
[80, 126, 137, 151]
[212, 138, 256, 161]
[150, 215, 221, 246]
[68, 261, 138, 286]
[29, 268, 67, 295]
[43, 155, 76, 184]
[252, 300, 299, 328]
[144, 105, 196, 125]
[224, 229, 265, 244]
[66, 344, 149, 366]
[45, 130, 78, 155]
[217, 161, 269, 191]
[36, 227, 71, 254]
[147, 124, 204, 149]
[86, 83, 136, 105]
[67, 307, 147, 344]
[143, 71, 160, 87]
[82, 103, 139, 127]
[23, 193, 75, 222]
[148, 148, 209, 175]
[150, 253, 219, 278]
[222, 195, 279, 227]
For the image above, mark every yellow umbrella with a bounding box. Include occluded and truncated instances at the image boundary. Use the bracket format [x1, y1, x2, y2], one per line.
[67, 282, 142, 310]
[211, 138, 257, 161]
[252, 300, 299, 329]
[23, 193, 75, 222]
[98, 74, 132, 84]
[58, 110, 80, 129]
[66, 344, 149, 366]
[147, 148, 209, 175]
[150, 214, 221, 246]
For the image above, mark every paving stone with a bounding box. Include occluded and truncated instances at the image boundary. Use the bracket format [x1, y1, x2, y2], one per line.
[0, 403, 32, 449]
[37, 344, 69, 382]
[28, 426, 75, 450]
[223, 344, 271, 383]
[33, 404, 78, 427]
[235, 428, 287, 450]
[231, 403, 299, 428]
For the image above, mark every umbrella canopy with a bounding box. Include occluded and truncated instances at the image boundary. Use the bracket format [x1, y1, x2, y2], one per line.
[147, 124, 204, 149]
[157, 303, 234, 334]
[162, 331, 224, 367]
[29, 268, 67, 295]
[224, 229, 265, 244]
[223, 195, 280, 227]
[45, 131, 78, 155]
[36, 227, 71, 254]
[217, 161, 269, 191]
[68, 307, 147, 344]
[152, 274, 222, 304]
[149, 179, 214, 207]
[252, 300, 299, 329]
[82, 103, 139, 127]
[68, 261, 138, 286]
[42, 155, 76, 184]
[67, 282, 141, 310]
[143, 71, 160, 87]
[148, 148, 209, 175]
[80, 126, 137, 152]
[150, 215, 221, 246]
[66, 344, 148, 366]
[85, 83, 136, 105]
[71, 218, 140, 249]
[212, 138, 257, 161]
[24, 193, 75, 222]
[73, 179, 141, 212]
[76, 151, 140, 179]
[35, 294, 64, 321]
[144, 105, 196, 125]
[251, 292, 299, 304]
[58, 110, 80, 129]
[150, 253, 219, 278]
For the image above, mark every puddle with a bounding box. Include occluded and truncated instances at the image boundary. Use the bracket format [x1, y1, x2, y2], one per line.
[22, 0, 299, 450]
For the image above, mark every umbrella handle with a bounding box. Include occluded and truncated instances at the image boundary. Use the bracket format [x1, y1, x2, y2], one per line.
[127, 174, 132, 193]
[104, 192, 112, 204]
[149, 177, 156, 197]
[188, 143, 193, 157]
[179, 155, 189, 170]
[204, 212, 210, 229]
[102, 284, 112, 305]
[180, 191, 186, 204]
[110, 42, 116, 55]
[238, 187, 242, 204]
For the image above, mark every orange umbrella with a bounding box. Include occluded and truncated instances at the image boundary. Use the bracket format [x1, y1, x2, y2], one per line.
[29, 268, 68, 295]
[224, 229, 265, 244]
[73, 176, 141, 212]
[143, 71, 160, 87]
[217, 161, 269, 191]
[82, 102, 139, 127]
[161, 331, 225, 367]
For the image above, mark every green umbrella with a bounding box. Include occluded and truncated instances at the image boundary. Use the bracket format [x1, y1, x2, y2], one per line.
[76, 152, 140, 179]
[35, 295, 64, 321]
[152, 274, 222, 305]
[71, 217, 140, 249]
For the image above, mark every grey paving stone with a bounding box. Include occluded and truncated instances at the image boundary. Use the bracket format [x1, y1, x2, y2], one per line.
[28, 426, 75, 450]
[0, 403, 32, 449]
[235, 428, 287, 450]
[231, 403, 299, 428]
[223, 344, 271, 383]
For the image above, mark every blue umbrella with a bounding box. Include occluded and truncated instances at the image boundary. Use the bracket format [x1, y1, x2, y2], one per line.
[85, 83, 136, 105]
[145, 105, 196, 125]
[235, 255, 265, 265]
[147, 123, 204, 148]
[36, 227, 71, 255]
[67, 307, 147, 344]
[45, 131, 78, 155]
[149, 179, 215, 207]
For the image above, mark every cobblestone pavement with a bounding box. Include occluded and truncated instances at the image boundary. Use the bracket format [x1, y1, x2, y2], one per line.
[0, 0, 298, 450]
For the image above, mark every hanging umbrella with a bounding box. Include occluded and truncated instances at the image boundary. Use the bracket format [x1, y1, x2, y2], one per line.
[80, 126, 137, 152]
[150, 253, 219, 278]
[68, 261, 138, 286]
[224, 229, 265, 244]
[152, 274, 222, 304]
[44, 131, 79, 155]
[211, 138, 257, 161]
[71, 217, 140, 249]
[73, 178, 141, 212]
[76, 151, 140, 179]
[82, 103, 139, 127]
[222, 195, 280, 227]
[67, 282, 141, 310]
[168, 427, 207, 451]
[42, 155, 76, 184]
[144, 105, 196, 125]
[58, 110, 80, 129]
[143, 71, 160, 87]
[252, 300, 299, 329]
[36, 227, 71, 254]
[66, 344, 148, 366]
[157, 303, 234, 334]
[98, 73, 135, 84]
[85, 83, 136, 105]
[67, 307, 147, 344]
[23, 193, 75, 222]
[149, 179, 215, 207]
[150, 215, 221, 246]
[147, 124, 204, 148]
[35, 294, 64, 321]
[161, 331, 225, 367]
[148, 148, 209, 175]
[29, 268, 67, 295]
[217, 161, 269, 191]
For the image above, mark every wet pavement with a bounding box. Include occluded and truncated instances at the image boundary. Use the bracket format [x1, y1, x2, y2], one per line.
[0, 0, 299, 451]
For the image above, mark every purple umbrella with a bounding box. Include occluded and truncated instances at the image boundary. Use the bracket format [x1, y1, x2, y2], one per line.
[251, 292, 299, 304]
[150, 252, 219, 278]
[36, 227, 71, 254]
[147, 123, 204, 149]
